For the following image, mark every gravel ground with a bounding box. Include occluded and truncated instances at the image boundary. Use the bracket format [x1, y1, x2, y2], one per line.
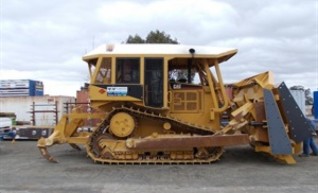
[0, 140, 317, 193]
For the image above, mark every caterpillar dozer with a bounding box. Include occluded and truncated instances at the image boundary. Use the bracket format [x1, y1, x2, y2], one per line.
[37, 44, 312, 164]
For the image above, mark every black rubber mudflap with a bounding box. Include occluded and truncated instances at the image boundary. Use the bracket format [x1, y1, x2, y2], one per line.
[277, 82, 312, 143]
[263, 88, 292, 155]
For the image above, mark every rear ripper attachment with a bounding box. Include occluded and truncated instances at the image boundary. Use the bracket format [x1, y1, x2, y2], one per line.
[37, 106, 106, 163]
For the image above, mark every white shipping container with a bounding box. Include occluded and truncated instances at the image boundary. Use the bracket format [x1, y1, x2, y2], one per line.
[0, 95, 75, 126]
[290, 89, 306, 115]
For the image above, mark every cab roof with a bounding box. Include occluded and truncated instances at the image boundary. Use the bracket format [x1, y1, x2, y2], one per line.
[83, 44, 237, 63]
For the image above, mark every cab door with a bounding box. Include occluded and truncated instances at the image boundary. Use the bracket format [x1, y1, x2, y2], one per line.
[144, 58, 163, 108]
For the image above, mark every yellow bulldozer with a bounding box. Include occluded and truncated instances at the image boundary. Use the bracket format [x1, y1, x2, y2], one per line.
[38, 44, 312, 164]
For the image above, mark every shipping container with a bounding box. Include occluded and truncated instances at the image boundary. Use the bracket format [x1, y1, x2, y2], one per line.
[0, 95, 75, 126]
[314, 91, 318, 119]
[14, 126, 53, 140]
[224, 85, 233, 100]
[0, 79, 44, 97]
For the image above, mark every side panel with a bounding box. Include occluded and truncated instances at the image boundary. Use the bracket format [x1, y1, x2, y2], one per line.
[277, 82, 312, 142]
[263, 88, 292, 155]
[169, 87, 220, 130]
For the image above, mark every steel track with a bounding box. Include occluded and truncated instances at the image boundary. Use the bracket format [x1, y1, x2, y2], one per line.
[86, 105, 224, 164]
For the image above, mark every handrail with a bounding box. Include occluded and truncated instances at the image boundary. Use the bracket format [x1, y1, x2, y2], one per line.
[203, 60, 218, 110]
[213, 61, 229, 112]
[204, 59, 229, 114]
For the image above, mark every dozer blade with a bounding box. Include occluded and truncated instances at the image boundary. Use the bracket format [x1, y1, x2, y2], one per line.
[277, 82, 312, 143]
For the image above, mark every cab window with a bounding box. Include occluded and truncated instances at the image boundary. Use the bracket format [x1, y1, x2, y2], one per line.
[116, 58, 140, 84]
[88, 59, 98, 81]
[96, 58, 111, 84]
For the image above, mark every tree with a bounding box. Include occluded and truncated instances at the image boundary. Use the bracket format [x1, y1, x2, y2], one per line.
[125, 30, 178, 44]
[125, 30, 196, 82]
[126, 34, 145, 43]
[145, 30, 178, 44]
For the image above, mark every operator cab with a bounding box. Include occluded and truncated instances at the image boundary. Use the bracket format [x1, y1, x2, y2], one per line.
[83, 44, 237, 110]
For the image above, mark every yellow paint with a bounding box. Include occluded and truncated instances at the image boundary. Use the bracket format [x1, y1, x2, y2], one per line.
[37, 44, 301, 165]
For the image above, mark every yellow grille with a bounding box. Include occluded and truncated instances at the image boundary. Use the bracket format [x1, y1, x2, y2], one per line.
[174, 102, 185, 111]
[187, 102, 197, 110]
[187, 92, 197, 100]
[172, 90, 202, 112]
